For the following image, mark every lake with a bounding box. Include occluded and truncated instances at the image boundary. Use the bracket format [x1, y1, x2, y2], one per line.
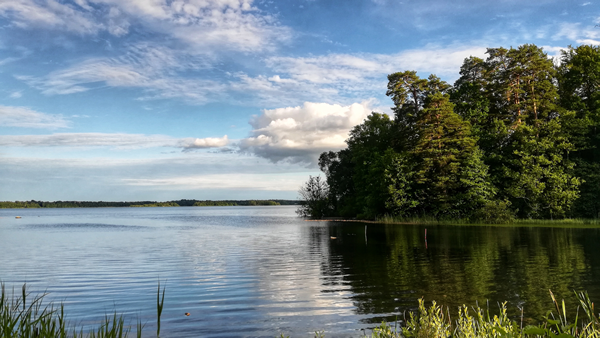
[1, 206, 600, 337]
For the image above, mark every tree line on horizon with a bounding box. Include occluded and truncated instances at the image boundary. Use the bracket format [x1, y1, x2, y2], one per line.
[0, 199, 299, 209]
[299, 44, 600, 221]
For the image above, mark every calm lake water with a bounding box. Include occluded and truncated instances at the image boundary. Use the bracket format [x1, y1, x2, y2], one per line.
[1, 206, 600, 337]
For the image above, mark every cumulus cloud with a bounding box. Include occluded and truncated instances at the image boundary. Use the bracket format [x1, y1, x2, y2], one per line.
[0, 105, 70, 129]
[239, 101, 375, 164]
[0, 132, 229, 150]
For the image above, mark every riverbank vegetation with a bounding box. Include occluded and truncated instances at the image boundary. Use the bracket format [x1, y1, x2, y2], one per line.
[376, 214, 600, 226]
[0, 199, 295, 209]
[7, 281, 600, 338]
[364, 290, 600, 338]
[0, 282, 166, 338]
[299, 44, 600, 222]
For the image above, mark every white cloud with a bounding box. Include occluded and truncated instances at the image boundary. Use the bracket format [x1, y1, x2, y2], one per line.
[9, 91, 23, 98]
[553, 22, 600, 42]
[0, 0, 101, 34]
[180, 135, 229, 150]
[17, 45, 227, 103]
[0, 154, 315, 200]
[0, 105, 70, 129]
[0, 57, 22, 66]
[232, 45, 488, 106]
[239, 101, 375, 164]
[0, 0, 290, 52]
[123, 173, 302, 191]
[0, 132, 229, 150]
[577, 39, 600, 45]
[268, 45, 489, 82]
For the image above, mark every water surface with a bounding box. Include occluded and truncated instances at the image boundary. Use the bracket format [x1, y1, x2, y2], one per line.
[1, 206, 600, 337]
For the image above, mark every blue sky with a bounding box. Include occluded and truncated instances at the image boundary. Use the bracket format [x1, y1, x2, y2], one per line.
[1, 0, 599, 201]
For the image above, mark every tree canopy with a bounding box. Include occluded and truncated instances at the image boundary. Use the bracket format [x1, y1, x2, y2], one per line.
[299, 43, 600, 221]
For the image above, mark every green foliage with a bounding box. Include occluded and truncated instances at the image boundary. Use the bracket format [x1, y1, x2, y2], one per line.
[303, 42, 600, 222]
[0, 283, 138, 338]
[194, 201, 238, 206]
[0, 199, 289, 209]
[367, 291, 600, 338]
[296, 175, 333, 218]
[471, 200, 515, 224]
[0, 282, 173, 338]
[130, 202, 179, 207]
[156, 281, 165, 338]
[0, 201, 41, 209]
[501, 122, 580, 219]
[409, 93, 494, 219]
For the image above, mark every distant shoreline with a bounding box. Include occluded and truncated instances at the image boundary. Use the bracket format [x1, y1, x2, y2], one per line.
[0, 199, 301, 209]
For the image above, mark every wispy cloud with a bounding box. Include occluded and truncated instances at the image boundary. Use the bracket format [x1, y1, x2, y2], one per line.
[17, 44, 227, 103]
[0, 154, 312, 200]
[552, 22, 600, 42]
[0, 105, 70, 129]
[0, 0, 290, 52]
[0, 0, 101, 34]
[231, 45, 488, 106]
[123, 173, 301, 191]
[0, 132, 229, 150]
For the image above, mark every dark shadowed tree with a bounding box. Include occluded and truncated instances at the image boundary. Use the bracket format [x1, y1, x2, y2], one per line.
[296, 175, 333, 218]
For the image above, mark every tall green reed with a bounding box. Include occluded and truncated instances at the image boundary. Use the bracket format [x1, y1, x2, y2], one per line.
[156, 281, 165, 338]
[0, 282, 165, 338]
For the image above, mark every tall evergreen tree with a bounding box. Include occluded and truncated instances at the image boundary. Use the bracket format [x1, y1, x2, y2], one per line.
[558, 45, 600, 218]
[410, 92, 493, 218]
[452, 45, 580, 218]
[386, 73, 493, 219]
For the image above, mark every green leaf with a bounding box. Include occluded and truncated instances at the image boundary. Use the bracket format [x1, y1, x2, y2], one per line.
[524, 326, 547, 335]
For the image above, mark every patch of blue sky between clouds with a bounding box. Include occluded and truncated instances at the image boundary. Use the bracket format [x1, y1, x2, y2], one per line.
[0, 0, 599, 200]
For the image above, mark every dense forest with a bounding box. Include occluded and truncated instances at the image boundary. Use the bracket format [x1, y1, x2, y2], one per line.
[0, 199, 298, 208]
[298, 44, 600, 221]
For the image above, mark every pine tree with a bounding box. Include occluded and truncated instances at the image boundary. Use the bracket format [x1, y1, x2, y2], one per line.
[409, 92, 493, 218]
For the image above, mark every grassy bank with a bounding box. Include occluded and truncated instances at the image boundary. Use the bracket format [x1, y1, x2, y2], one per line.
[376, 214, 600, 227]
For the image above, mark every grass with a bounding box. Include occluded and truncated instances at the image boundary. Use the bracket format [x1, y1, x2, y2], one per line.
[0, 282, 165, 338]
[283, 290, 600, 337]
[377, 214, 478, 225]
[376, 214, 600, 227]
[364, 290, 600, 338]
[5, 281, 600, 338]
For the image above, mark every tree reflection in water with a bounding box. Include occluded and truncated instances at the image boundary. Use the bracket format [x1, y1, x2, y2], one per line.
[311, 222, 600, 324]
